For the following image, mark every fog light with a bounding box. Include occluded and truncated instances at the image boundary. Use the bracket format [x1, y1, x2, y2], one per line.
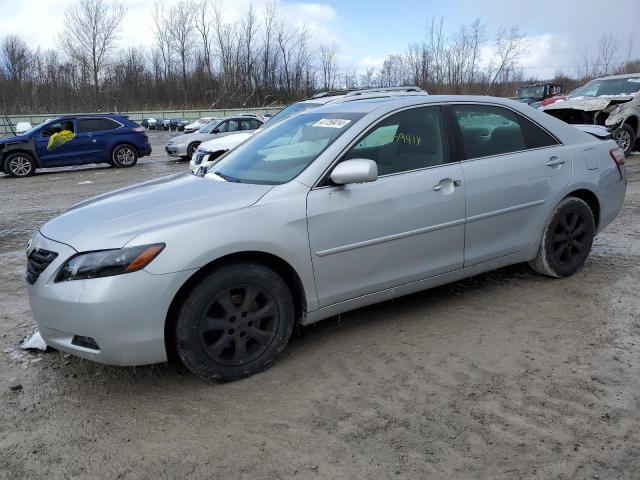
[72, 335, 100, 350]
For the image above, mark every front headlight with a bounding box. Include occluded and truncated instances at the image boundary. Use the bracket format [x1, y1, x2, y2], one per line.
[55, 243, 165, 282]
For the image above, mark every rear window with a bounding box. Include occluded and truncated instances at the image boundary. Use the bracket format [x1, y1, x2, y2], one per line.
[453, 104, 557, 159]
[77, 118, 121, 133]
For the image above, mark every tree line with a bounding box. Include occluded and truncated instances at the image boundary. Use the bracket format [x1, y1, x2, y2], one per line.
[0, 0, 638, 115]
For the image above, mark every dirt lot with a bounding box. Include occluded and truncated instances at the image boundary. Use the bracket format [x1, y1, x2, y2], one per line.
[1, 131, 639, 479]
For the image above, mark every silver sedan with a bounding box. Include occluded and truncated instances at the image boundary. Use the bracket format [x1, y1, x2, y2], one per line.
[27, 95, 627, 382]
[165, 116, 263, 159]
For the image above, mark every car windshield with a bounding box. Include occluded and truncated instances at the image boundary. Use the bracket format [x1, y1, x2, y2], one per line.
[199, 120, 222, 134]
[209, 111, 364, 185]
[263, 102, 323, 126]
[517, 86, 545, 99]
[571, 77, 640, 97]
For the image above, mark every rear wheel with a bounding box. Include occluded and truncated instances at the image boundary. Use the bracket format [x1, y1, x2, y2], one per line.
[529, 197, 595, 278]
[112, 144, 138, 168]
[5, 152, 36, 177]
[613, 124, 635, 156]
[175, 263, 295, 382]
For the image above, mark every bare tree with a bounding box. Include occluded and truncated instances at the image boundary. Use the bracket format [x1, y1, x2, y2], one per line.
[597, 34, 619, 76]
[194, 0, 213, 76]
[169, 1, 196, 104]
[485, 26, 528, 94]
[319, 43, 339, 90]
[57, 0, 126, 108]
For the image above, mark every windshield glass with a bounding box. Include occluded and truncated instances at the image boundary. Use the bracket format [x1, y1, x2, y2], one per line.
[199, 120, 222, 134]
[571, 77, 640, 97]
[210, 111, 364, 184]
[517, 86, 545, 99]
[264, 102, 323, 126]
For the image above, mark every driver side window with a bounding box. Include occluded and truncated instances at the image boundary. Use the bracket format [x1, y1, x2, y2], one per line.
[41, 121, 75, 138]
[343, 106, 449, 176]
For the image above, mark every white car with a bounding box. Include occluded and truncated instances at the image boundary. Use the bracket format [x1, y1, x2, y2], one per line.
[15, 122, 33, 135]
[184, 117, 216, 134]
[189, 132, 255, 173]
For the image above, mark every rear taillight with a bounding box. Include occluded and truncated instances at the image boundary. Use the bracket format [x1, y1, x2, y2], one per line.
[133, 126, 145, 132]
[609, 147, 625, 166]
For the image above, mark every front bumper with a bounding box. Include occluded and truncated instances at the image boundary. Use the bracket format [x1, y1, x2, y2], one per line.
[165, 143, 188, 157]
[26, 231, 195, 366]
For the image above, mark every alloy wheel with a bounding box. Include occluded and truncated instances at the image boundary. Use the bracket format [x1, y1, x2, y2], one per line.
[8, 156, 32, 176]
[116, 147, 136, 166]
[614, 128, 632, 152]
[199, 285, 279, 366]
[551, 210, 587, 266]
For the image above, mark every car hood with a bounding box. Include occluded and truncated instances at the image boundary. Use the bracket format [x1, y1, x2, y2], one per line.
[0, 134, 29, 144]
[40, 172, 273, 251]
[199, 132, 254, 152]
[168, 131, 204, 144]
[544, 95, 635, 112]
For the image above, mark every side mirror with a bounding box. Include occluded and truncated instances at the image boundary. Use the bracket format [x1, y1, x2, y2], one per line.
[330, 159, 378, 185]
[212, 129, 220, 134]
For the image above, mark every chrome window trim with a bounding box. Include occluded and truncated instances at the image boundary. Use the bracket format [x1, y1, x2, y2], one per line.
[311, 102, 452, 189]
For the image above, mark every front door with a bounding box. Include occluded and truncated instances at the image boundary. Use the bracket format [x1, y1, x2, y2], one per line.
[35, 120, 81, 166]
[307, 106, 466, 307]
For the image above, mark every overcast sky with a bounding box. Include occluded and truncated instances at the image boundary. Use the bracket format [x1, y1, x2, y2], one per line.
[0, 0, 638, 78]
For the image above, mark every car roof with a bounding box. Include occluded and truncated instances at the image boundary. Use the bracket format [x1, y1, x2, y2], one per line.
[296, 86, 428, 106]
[596, 72, 640, 80]
[215, 115, 264, 122]
[54, 114, 129, 121]
[301, 94, 528, 116]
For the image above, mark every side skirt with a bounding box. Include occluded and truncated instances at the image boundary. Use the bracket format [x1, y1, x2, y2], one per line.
[301, 244, 538, 326]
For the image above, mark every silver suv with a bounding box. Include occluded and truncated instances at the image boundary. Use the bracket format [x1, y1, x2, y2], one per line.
[27, 95, 626, 382]
[189, 87, 430, 172]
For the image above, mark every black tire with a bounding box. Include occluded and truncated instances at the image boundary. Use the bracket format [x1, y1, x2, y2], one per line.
[176, 262, 295, 382]
[187, 142, 200, 160]
[529, 197, 595, 278]
[111, 144, 138, 168]
[613, 124, 635, 156]
[5, 152, 36, 177]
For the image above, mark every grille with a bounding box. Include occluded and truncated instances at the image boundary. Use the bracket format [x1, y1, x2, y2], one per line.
[26, 248, 58, 285]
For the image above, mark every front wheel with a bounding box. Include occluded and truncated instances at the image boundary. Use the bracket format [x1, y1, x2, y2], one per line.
[5, 152, 36, 177]
[187, 142, 200, 160]
[175, 263, 295, 382]
[529, 197, 595, 278]
[613, 124, 635, 156]
[112, 144, 138, 168]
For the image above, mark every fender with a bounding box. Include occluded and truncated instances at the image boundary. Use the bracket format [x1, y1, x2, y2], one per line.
[0, 137, 40, 167]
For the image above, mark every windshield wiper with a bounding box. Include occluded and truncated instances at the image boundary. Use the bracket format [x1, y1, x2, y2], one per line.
[214, 171, 242, 183]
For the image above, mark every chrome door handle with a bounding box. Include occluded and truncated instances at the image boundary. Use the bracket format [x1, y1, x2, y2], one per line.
[546, 157, 565, 167]
[433, 184, 442, 191]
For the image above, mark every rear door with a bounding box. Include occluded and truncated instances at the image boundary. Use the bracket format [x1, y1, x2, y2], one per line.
[75, 118, 122, 162]
[307, 106, 466, 307]
[447, 103, 570, 266]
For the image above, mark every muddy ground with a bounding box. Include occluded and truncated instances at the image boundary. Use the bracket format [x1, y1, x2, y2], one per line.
[1, 131, 639, 479]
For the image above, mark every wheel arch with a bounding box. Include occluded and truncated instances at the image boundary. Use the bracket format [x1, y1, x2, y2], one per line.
[111, 142, 138, 155]
[2, 149, 39, 171]
[164, 250, 307, 362]
[565, 188, 600, 230]
[623, 115, 638, 139]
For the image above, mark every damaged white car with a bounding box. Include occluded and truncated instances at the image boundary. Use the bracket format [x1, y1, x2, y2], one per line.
[544, 73, 640, 155]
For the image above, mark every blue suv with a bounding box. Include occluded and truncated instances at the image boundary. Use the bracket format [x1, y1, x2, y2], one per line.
[0, 115, 152, 177]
